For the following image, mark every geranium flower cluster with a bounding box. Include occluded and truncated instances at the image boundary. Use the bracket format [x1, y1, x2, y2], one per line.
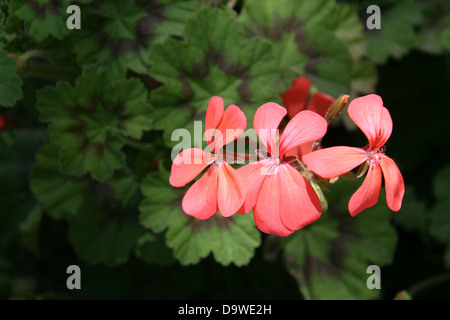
[169, 77, 405, 237]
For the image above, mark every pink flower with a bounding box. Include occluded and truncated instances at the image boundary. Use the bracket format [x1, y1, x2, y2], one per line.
[169, 96, 247, 219]
[303, 94, 405, 216]
[238, 102, 328, 236]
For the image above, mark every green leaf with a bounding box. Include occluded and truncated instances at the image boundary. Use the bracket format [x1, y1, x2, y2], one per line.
[134, 232, 175, 266]
[366, 0, 424, 64]
[71, 0, 202, 77]
[432, 165, 450, 201]
[149, 7, 280, 146]
[36, 66, 153, 182]
[0, 49, 22, 107]
[445, 246, 450, 268]
[349, 60, 378, 97]
[393, 186, 429, 236]
[412, 1, 450, 54]
[430, 201, 450, 243]
[19, 206, 42, 257]
[283, 179, 397, 300]
[139, 166, 261, 266]
[0, 129, 45, 250]
[139, 168, 179, 233]
[30, 142, 148, 266]
[13, 0, 71, 41]
[166, 211, 261, 267]
[240, 0, 334, 29]
[68, 207, 145, 267]
[239, 0, 353, 96]
[30, 142, 91, 219]
[323, 2, 368, 61]
[430, 166, 450, 268]
[106, 167, 141, 209]
[321, 3, 377, 98]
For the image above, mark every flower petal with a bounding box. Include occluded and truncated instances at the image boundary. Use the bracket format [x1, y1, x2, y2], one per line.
[217, 162, 246, 217]
[212, 104, 247, 152]
[253, 167, 294, 237]
[253, 102, 287, 155]
[169, 148, 213, 187]
[281, 76, 311, 119]
[182, 165, 218, 220]
[348, 161, 382, 216]
[205, 96, 224, 146]
[284, 141, 315, 162]
[303, 146, 367, 179]
[348, 94, 393, 150]
[279, 110, 327, 156]
[307, 92, 334, 118]
[279, 164, 322, 230]
[237, 160, 272, 214]
[379, 154, 405, 212]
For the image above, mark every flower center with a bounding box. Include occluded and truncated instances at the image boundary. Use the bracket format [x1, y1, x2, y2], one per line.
[213, 152, 224, 165]
[367, 145, 386, 165]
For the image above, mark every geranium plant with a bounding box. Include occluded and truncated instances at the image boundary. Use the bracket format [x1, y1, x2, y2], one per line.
[1, 0, 449, 301]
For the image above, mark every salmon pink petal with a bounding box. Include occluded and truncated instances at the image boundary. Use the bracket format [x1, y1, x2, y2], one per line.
[348, 162, 382, 216]
[279, 164, 322, 230]
[281, 76, 311, 119]
[237, 160, 272, 214]
[348, 94, 393, 150]
[205, 96, 224, 146]
[307, 92, 334, 118]
[253, 102, 287, 155]
[379, 155, 405, 212]
[217, 162, 246, 217]
[182, 165, 218, 220]
[169, 148, 214, 187]
[279, 110, 327, 156]
[284, 141, 315, 161]
[213, 104, 247, 152]
[303, 146, 367, 179]
[253, 168, 294, 237]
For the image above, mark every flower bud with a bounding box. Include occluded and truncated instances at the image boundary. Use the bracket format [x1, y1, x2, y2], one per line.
[7, 53, 27, 72]
[325, 94, 350, 123]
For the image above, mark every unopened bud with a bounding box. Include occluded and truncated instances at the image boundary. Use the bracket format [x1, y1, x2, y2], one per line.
[394, 290, 412, 300]
[7, 53, 27, 72]
[325, 94, 350, 123]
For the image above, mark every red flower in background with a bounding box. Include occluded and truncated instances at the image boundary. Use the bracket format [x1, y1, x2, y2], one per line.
[303, 94, 405, 216]
[169, 96, 247, 219]
[281, 76, 335, 120]
[0, 115, 6, 130]
[281, 76, 338, 161]
[238, 102, 327, 236]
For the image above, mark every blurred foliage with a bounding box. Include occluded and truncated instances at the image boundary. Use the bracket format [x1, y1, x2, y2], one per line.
[0, 0, 449, 300]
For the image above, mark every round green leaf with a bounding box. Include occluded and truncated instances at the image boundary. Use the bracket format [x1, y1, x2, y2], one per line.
[149, 7, 280, 146]
[68, 207, 145, 267]
[283, 179, 398, 300]
[36, 66, 153, 182]
[0, 49, 22, 107]
[30, 142, 90, 219]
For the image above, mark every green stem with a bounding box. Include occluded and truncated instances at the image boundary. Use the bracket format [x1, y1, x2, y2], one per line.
[123, 138, 153, 151]
[20, 50, 46, 61]
[311, 138, 322, 152]
[408, 273, 450, 298]
[24, 61, 79, 83]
